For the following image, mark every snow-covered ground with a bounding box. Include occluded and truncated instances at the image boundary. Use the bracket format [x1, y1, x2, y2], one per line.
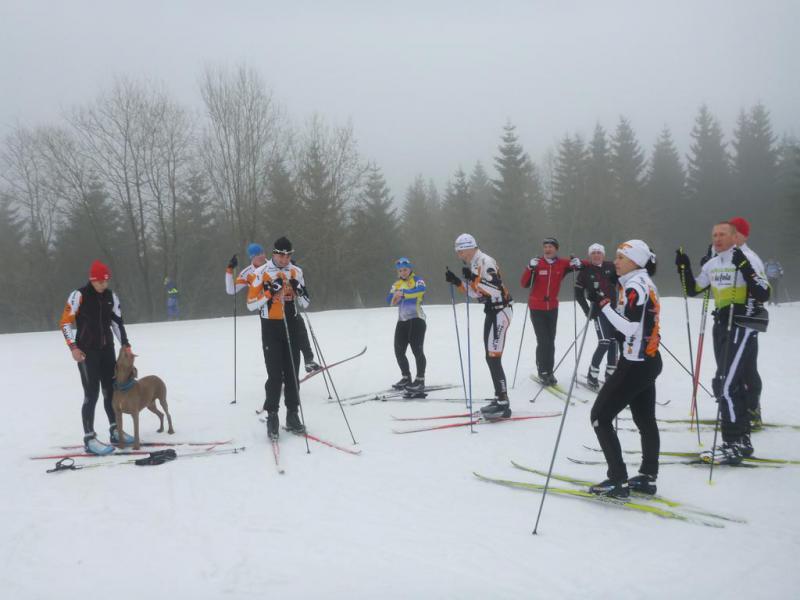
[2, 298, 799, 599]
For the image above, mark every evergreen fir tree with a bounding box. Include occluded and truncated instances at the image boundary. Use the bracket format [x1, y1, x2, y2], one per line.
[0, 194, 26, 332]
[685, 104, 730, 255]
[468, 161, 493, 241]
[264, 156, 298, 244]
[610, 117, 646, 242]
[645, 127, 686, 289]
[550, 134, 589, 252]
[347, 165, 400, 307]
[585, 124, 615, 248]
[441, 167, 474, 244]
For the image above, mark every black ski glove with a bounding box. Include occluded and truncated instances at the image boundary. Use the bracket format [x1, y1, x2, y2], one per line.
[228, 254, 238, 269]
[445, 268, 462, 287]
[461, 267, 476, 282]
[674, 248, 691, 271]
[731, 247, 753, 274]
[699, 245, 713, 267]
[585, 287, 609, 309]
[265, 278, 283, 294]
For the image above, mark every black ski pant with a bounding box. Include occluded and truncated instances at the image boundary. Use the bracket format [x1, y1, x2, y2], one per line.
[743, 335, 762, 422]
[590, 353, 662, 482]
[78, 344, 117, 436]
[590, 312, 618, 375]
[712, 321, 757, 442]
[484, 307, 512, 396]
[530, 308, 558, 377]
[394, 318, 427, 378]
[263, 317, 302, 414]
[262, 311, 314, 366]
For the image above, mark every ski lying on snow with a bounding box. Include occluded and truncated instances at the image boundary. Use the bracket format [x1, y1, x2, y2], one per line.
[473, 473, 723, 527]
[391, 409, 550, 421]
[529, 376, 590, 404]
[566, 456, 768, 468]
[338, 383, 458, 403]
[509, 460, 746, 524]
[270, 438, 285, 474]
[283, 428, 361, 455]
[617, 416, 800, 430]
[392, 412, 561, 434]
[298, 346, 367, 385]
[57, 439, 233, 450]
[343, 385, 462, 405]
[45, 446, 247, 472]
[581, 445, 800, 465]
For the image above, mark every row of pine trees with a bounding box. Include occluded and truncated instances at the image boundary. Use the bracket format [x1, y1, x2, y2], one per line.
[1, 67, 798, 333]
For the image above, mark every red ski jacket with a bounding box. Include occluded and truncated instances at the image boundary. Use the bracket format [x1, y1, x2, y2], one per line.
[520, 257, 576, 311]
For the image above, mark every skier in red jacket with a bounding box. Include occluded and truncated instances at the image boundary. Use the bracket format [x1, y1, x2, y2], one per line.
[520, 237, 581, 385]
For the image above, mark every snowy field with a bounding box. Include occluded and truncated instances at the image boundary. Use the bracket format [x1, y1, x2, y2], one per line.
[2, 298, 799, 599]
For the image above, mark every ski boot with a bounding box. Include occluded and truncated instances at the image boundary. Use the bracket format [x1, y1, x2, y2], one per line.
[392, 375, 412, 390]
[84, 433, 115, 456]
[627, 473, 657, 495]
[109, 424, 136, 446]
[304, 360, 322, 374]
[266, 412, 280, 440]
[285, 410, 306, 434]
[739, 433, 754, 458]
[479, 393, 511, 419]
[585, 368, 600, 391]
[711, 442, 743, 465]
[404, 377, 426, 398]
[589, 478, 630, 499]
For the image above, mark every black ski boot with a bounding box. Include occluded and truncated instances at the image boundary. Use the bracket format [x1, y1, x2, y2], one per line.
[480, 393, 511, 419]
[285, 410, 306, 434]
[266, 412, 279, 440]
[392, 375, 411, 390]
[711, 442, 743, 465]
[304, 360, 321, 374]
[627, 473, 657, 495]
[404, 377, 425, 397]
[585, 368, 600, 391]
[589, 478, 630, 499]
[739, 433, 754, 458]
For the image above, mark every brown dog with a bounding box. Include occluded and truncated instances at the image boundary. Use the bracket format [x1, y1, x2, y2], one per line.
[112, 348, 173, 449]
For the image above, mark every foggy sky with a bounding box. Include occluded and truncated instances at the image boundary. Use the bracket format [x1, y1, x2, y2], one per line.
[1, 0, 798, 195]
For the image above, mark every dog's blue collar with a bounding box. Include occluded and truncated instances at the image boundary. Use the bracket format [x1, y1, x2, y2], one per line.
[114, 377, 137, 392]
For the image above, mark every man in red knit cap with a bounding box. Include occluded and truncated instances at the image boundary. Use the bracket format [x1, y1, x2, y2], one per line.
[728, 217, 768, 431]
[59, 260, 133, 455]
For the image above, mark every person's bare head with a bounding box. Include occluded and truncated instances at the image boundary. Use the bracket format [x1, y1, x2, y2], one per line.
[712, 222, 737, 253]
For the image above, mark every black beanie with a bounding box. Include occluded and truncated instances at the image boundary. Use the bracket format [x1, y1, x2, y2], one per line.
[273, 236, 293, 254]
[542, 237, 559, 249]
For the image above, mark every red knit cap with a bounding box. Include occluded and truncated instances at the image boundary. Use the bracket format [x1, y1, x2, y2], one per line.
[729, 217, 750, 238]
[89, 260, 111, 281]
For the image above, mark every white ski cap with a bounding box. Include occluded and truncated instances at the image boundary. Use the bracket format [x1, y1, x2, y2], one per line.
[588, 243, 605, 255]
[454, 233, 477, 251]
[617, 239, 655, 268]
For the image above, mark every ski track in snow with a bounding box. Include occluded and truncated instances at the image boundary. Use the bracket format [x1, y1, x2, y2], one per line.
[2, 299, 799, 598]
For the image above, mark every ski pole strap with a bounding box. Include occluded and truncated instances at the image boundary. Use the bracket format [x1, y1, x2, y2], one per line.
[134, 449, 177, 466]
[47, 457, 81, 473]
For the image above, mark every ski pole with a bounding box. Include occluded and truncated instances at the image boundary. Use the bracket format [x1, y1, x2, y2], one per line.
[511, 305, 528, 389]
[299, 301, 358, 445]
[690, 289, 711, 445]
[532, 315, 592, 535]
[448, 281, 469, 410]
[709, 266, 740, 484]
[231, 255, 238, 405]
[678, 250, 697, 439]
[282, 300, 311, 454]
[658, 341, 714, 398]
[466, 284, 473, 434]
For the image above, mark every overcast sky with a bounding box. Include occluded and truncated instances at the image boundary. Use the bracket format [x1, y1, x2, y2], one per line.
[1, 0, 798, 195]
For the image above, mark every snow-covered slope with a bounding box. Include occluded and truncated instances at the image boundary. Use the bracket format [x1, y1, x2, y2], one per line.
[2, 299, 799, 599]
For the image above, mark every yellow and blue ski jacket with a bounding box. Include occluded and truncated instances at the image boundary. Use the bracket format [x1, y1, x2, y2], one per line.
[387, 273, 426, 321]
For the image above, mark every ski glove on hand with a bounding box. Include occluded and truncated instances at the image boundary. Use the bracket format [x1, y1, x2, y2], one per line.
[699, 245, 713, 266]
[675, 249, 691, 271]
[445, 268, 462, 287]
[569, 256, 583, 269]
[585, 287, 609, 309]
[227, 254, 238, 270]
[265, 278, 284, 294]
[461, 267, 476, 282]
[731, 247, 752, 273]
[529, 257, 539, 269]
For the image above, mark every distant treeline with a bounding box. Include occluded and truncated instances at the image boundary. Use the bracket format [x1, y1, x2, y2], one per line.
[1, 65, 797, 333]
